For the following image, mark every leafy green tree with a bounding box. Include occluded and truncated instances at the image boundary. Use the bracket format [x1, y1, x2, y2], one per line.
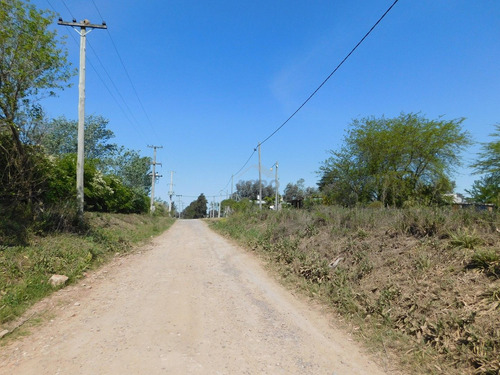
[46, 154, 149, 214]
[0, 0, 72, 223]
[235, 180, 274, 200]
[0, 0, 72, 151]
[108, 147, 151, 194]
[467, 175, 499, 206]
[38, 115, 151, 194]
[39, 115, 117, 160]
[318, 113, 471, 207]
[468, 124, 500, 205]
[183, 194, 208, 219]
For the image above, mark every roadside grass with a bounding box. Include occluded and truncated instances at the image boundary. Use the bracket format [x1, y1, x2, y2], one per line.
[0, 213, 174, 326]
[211, 206, 499, 375]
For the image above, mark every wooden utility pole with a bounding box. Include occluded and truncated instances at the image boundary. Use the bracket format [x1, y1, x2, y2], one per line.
[148, 145, 163, 213]
[58, 18, 107, 220]
[168, 171, 174, 214]
[258, 143, 262, 210]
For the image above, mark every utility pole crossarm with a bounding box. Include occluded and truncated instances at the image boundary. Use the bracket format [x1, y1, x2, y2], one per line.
[57, 19, 107, 29]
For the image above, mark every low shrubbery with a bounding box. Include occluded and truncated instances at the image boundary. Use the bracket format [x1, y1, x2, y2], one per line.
[212, 206, 499, 375]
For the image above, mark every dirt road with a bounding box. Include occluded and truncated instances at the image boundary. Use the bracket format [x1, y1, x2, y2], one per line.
[0, 220, 387, 374]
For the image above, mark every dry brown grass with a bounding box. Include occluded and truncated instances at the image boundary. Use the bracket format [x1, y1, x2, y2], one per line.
[212, 206, 500, 375]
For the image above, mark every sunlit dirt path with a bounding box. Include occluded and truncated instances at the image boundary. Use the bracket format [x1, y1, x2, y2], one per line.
[0, 220, 388, 374]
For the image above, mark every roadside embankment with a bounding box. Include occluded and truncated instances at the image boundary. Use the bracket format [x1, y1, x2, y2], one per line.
[211, 206, 499, 375]
[0, 213, 174, 328]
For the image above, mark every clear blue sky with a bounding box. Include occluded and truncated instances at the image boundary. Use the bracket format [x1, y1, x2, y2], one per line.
[31, 0, 500, 209]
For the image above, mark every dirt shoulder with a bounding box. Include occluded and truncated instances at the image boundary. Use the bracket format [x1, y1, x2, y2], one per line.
[0, 219, 389, 375]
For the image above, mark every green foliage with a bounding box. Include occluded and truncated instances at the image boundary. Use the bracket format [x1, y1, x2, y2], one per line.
[318, 113, 471, 207]
[0, 133, 53, 203]
[38, 115, 117, 161]
[183, 193, 208, 219]
[221, 198, 255, 214]
[43, 154, 149, 214]
[37, 115, 152, 196]
[467, 175, 500, 206]
[108, 147, 151, 194]
[0, 133, 56, 244]
[0, 0, 73, 147]
[469, 124, 500, 206]
[283, 178, 319, 205]
[235, 179, 275, 200]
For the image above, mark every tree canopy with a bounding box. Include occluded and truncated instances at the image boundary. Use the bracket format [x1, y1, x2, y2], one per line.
[318, 113, 471, 207]
[0, 0, 73, 150]
[468, 124, 500, 205]
[39, 115, 117, 160]
[235, 180, 275, 200]
[183, 194, 208, 219]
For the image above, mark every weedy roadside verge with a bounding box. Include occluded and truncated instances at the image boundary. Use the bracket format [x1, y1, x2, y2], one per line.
[211, 206, 499, 375]
[0, 213, 175, 327]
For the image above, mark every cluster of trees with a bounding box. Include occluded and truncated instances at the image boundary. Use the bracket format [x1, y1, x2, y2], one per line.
[0, 0, 153, 242]
[283, 178, 318, 206]
[234, 180, 275, 201]
[182, 194, 208, 219]
[231, 178, 318, 209]
[37, 115, 152, 213]
[318, 113, 473, 207]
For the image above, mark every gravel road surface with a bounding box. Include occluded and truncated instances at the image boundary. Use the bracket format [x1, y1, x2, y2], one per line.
[0, 220, 387, 374]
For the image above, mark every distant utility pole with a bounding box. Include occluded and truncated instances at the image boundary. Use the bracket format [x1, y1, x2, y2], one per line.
[176, 195, 182, 218]
[273, 161, 279, 211]
[58, 18, 107, 220]
[148, 145, 163, 213]
[258, 143, 262, 210]
[168, 171, 174, 214]
[218, 191, 223, 218]
[212, 196, 216, 218]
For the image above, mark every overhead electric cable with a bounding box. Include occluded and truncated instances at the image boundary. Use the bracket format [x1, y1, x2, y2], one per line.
[258, 0, 400, 147]
[233, 149, 256, 178]
[87, 0, 159, 138]
[86, 40, 148, 135]
[60, 0, 75, 19]
[90, 0, 104, 20]
[45, 0, 149, 141]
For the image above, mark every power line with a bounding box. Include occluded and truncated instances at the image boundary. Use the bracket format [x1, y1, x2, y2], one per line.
[224, 0, 399, 198]
[46, 0, 149, 142]
[106, 34, 159, 138]
[86, 39, 149, 138]
[233, 149, 256, 178]
[258, 0, 400, 147]
[60, 0, 75, 20]
[89, 0, 159, 138]
[90, 0, 104, 20]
